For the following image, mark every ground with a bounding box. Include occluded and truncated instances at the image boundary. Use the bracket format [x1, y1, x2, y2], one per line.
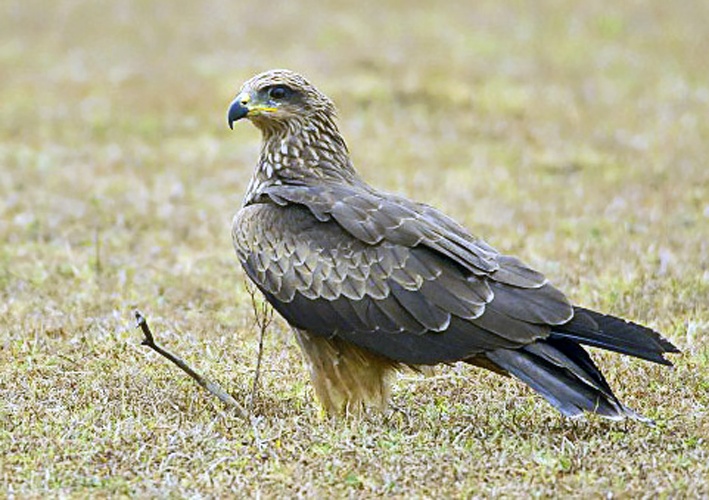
[1, 0, 708, 497]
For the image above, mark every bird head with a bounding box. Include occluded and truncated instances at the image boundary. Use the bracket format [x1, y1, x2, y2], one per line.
[227, 69, 336, 133]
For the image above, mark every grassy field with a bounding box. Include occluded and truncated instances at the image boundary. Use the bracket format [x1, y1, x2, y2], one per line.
[2, 0, 708, 497]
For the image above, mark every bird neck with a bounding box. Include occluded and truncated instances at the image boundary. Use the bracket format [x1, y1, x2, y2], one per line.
[244, 114, 361, 204]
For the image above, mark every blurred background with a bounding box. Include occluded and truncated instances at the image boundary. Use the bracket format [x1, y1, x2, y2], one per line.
[2, 0, 707, 336]
[1, 0, 707, 496]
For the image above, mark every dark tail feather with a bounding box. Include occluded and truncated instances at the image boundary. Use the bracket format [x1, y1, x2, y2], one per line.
[487, 338, 651, 422]
[551, 307, 680, 366]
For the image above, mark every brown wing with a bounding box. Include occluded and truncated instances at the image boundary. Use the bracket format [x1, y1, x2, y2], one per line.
[233, 184, 573, 365]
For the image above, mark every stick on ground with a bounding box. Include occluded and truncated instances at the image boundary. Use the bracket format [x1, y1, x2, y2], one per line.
[135, 310, 248, 419]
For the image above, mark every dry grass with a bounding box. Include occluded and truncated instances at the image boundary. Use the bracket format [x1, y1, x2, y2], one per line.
[1, 0, 708, 497]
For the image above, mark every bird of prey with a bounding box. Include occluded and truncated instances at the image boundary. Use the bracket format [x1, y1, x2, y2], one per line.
[227, 69, 679, 420]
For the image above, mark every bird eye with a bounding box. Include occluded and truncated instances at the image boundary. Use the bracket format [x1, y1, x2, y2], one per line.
[268, 85, 290, 100]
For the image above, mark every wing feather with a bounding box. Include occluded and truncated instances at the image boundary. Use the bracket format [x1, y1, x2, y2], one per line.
[234, 187, 574, 365]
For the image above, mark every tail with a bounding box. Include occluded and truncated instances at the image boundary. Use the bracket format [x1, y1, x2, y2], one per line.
[485, 307, 679, 421]
[551, 307, 680, 365]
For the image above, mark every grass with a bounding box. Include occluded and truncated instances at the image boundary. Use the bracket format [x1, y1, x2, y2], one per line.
[1, 0, 708, 496]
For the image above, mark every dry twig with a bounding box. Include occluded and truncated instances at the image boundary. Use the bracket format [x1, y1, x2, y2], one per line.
[246, 281, 274, 413]
[135, 310, 248, 419]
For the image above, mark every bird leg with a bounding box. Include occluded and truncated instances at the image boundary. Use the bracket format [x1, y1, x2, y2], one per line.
[293, 329, 398, 415]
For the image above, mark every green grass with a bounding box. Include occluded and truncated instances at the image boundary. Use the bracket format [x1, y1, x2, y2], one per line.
[1, 0, 708, 497]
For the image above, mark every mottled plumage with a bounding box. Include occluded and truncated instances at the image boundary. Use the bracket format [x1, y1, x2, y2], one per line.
[227, 69, 679, 420]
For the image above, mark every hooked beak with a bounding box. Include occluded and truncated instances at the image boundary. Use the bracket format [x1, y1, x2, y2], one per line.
[227, 92, 251, 129]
